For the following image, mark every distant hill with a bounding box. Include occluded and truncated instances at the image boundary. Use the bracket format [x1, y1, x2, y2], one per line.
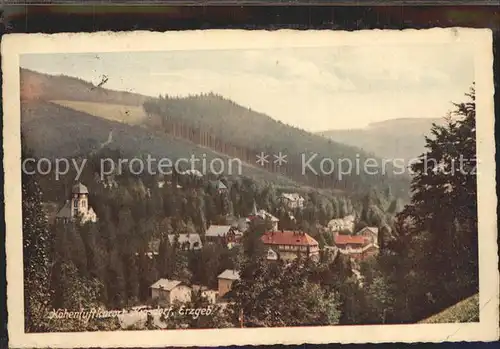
[21, 68, 149, 106]
[22, 101, 299, 185]
[317, 118, 448, 161]
[142, 94, 411, 196]
[20, 68, 410, 197]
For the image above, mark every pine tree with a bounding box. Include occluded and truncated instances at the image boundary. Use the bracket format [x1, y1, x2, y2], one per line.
[22, 170, 52, 332]
[124, 253, 140, 304]
[157, 237, 170, 278]
[397, 85, 478, 318]
[107, 248, 127, 308]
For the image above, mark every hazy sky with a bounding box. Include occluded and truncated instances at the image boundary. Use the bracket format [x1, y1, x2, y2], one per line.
[20, 44, 474, 131]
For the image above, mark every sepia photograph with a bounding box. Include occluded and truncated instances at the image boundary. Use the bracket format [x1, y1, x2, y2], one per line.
[3, 29, 498, 347]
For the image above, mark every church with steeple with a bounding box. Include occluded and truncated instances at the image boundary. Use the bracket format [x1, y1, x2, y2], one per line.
[55, 182, 97, 224]
[247, 201, 279, 231]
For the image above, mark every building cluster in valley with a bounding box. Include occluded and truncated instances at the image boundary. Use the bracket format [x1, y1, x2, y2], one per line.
[149, 268, 241, 306]
[50, 182, 381, 308]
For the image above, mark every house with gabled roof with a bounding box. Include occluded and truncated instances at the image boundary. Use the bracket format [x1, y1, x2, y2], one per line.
[205, 224, 242, 246]
[334, 233, 379, 261]
[328, 214, 355, 233]
[230, 217, 251, 233]
[266, 248, 279, 261]
[261, 230, 319, 262]
[191, 285, 218, 304]
[356, 226, 379, 245]
[150, 279, 192, 305]
[247, 201, 280, 231]
[278, 193, 305, 209]
[217, 269, 240, 298]
[168, 233, 203, 250]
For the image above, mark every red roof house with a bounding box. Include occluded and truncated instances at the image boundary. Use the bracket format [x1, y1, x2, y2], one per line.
[334, 234, 367, 246]
[261, 231, 319, 261]
[333, 233, 379, 261]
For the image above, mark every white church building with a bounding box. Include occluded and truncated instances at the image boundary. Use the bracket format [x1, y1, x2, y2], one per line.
[56, 182, 97, 224]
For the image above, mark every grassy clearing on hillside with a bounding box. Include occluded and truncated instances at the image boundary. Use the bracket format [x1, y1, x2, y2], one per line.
[43, 100, 300, 187]
[419, 294, 479, 324]
[51, 100, 147, 125]
[23, 101, 299, 188]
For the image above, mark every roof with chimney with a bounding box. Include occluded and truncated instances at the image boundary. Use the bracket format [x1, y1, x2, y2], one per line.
[334, 234, 367, 246]
[357, 226, 379, 236]
[230, 217, 251, 232]
[149, 279, 184, 291]
[218, 269, 240, 281]
[205, 225, 233, 237]
[248, 209, 279, 223]
[261, 231, 318, 247]
[72, 182, 89, 194]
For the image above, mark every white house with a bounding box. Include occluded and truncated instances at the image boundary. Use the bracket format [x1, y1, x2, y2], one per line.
[356, 226, 379, 245]
[327, 214, 355, 233]
[217, 269, 240, 298]
[266, 248, 279, 261]
[248, 204, 280, 231]
[192, 285, 218, 304]
[55, 182, 97, 224]
[230, 217, 251, 233]
[150, 279, 192, 305]
[278, 193, 305, 209]
[205, 225, 242, 246]
[168, 233, 203, 250]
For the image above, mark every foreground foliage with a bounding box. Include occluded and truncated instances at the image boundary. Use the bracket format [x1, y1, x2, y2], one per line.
[419, 294, 479, 324]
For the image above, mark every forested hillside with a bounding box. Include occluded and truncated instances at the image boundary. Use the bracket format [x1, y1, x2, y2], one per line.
[21, 68, 411, 199]
[143, 94, 410, 197]
[21, 101, 296, 186]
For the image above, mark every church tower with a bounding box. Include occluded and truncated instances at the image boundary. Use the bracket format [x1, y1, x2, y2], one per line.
[55, 182, 97, 224]
[71, 182, 89, 218]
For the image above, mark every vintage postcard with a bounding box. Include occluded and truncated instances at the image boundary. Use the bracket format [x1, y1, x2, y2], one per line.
[2, 29, 498, 347]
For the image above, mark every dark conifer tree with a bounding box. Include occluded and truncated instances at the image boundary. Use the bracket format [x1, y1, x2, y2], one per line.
[396, 85, 478, 319]
[22, 165, 53, 332]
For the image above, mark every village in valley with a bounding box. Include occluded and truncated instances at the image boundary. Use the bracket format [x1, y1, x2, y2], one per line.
[20, 47, 479, 331]
[45, 176, 382, 329]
